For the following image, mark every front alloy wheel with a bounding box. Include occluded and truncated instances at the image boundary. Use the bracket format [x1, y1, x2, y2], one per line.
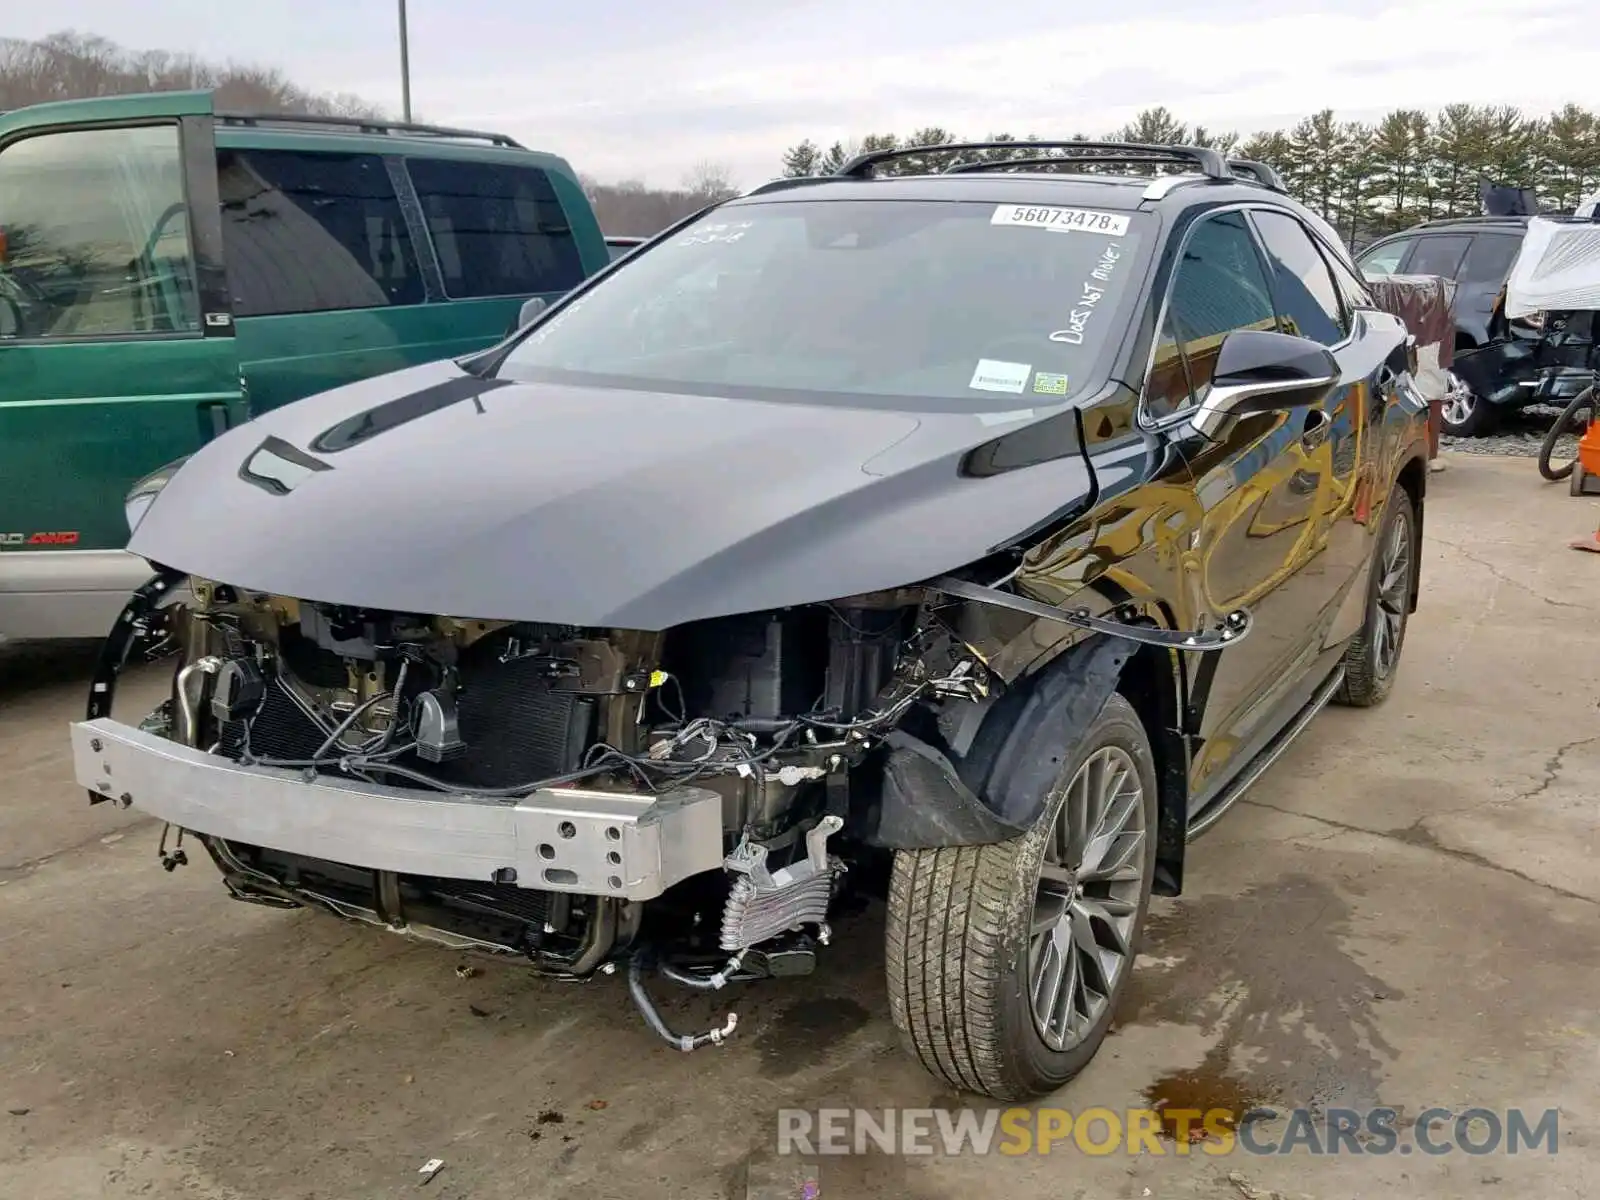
[1337, 483, 1417, 707]
[1029, 745, 1147, 1052]
[885, 692, 1158, 1100]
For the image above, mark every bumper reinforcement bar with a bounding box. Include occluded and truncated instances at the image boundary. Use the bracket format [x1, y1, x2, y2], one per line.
[70, 718, 724, 901]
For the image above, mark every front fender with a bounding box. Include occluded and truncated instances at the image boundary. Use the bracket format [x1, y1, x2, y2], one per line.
[860, 634, 1135, 850]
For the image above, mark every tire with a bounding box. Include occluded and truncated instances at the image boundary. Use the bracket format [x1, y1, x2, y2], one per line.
[885, 692, 1158, 1100]
[1439, 376, 1498, 438]
[1537, 385, 1596, 483]
[1336, 484, 1417, 707]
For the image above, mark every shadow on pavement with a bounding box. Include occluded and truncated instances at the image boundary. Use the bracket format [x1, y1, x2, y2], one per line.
[0, 639, 102, 706]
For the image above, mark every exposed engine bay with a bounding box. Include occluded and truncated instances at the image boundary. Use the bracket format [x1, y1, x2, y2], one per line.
[75, 563, 1248, 1053]
[131, 580, 1004, 1045]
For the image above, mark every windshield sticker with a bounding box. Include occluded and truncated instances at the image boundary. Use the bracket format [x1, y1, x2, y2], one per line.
[969, 359, 1033, 394]
[1032, 372, 1070, 396]
[991, 205, 1131, 236]
[1050, 240, 1127, 345]
[677, 221, 753, 247]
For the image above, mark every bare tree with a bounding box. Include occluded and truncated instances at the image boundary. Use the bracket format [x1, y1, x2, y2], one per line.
[681, 160, 738, 201]
[1, 29, 737, 235]
[0, 29, 384, 117]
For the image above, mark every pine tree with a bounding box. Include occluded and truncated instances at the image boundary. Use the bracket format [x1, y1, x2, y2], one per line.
[779, 139, 821, 178]
[1477, 106, 1536, 192]
[1370, 110, 1429, 232]
[1192, 126, 1241, 155]
[779, 103, 1600, 235]
[1288, 110, 1347, 222]
[1540, 103, 1600, 209]
[1339, 123, 1379, 246]
[978, 132, 1023, 163]
[1115, 106, 1189, 145]
[817, 141, 854, 175]
[1430, 104, 1483, 218]
[1407, 111, 1440, 222]
[896, 127, 958, 174]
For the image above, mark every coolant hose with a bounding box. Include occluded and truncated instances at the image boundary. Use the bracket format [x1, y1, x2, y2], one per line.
[626, 956, 738, 1052]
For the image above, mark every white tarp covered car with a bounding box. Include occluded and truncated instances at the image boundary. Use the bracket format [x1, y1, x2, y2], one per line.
[1505, 209, 1600, 320]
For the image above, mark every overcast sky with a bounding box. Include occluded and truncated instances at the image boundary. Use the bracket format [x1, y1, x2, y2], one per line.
[11, 1, 1596, 188]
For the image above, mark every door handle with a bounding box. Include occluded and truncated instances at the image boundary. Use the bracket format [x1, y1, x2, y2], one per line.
[197, 400, 231, 442]
[1300, 408, 1330, 452]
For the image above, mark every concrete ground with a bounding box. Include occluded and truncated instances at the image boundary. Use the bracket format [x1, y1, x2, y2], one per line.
[0, 454, 1595, 1200]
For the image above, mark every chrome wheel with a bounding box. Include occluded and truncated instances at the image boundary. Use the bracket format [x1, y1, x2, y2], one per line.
[1028, 745, 1148, 1052]
[1442, 377, 1475, 430]
[1372, 511, 1412, 677]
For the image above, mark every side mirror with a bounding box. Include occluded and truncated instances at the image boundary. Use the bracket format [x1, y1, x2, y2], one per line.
[1191, 329, 1341, 439]
[506, 296, 549, 338]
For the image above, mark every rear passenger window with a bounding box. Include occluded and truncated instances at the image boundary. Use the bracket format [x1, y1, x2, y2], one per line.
[1250, 210, 1347, 346]
[1405, 235, 1471, 281]
[1144, 211, 1278, 420]
[406, 159, 585, 299]
[1460, 234, 1521, 285]
[218, 149, 424, 317]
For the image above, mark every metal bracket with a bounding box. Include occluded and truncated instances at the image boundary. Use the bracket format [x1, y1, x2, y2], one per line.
[927, 575, 1251, 651]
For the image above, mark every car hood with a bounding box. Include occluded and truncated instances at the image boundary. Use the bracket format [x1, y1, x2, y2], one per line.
[130, 361, 1096, 629]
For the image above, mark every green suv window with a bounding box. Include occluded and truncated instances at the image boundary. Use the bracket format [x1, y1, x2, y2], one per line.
[218, 148, 425, 316]
[0, 123, 198, 338]
[407, 157, 586, 299]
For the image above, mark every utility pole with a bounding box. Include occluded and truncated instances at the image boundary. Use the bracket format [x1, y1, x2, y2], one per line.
[398, 0, 413, 121]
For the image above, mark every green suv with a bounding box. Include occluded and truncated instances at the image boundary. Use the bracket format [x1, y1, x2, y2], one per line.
[0, 90, 607, 641]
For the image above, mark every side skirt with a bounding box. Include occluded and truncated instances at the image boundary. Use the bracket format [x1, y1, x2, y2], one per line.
[1185, 665, 1346, 842]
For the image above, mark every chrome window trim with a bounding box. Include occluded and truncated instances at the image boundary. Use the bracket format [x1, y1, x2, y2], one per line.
[1135, 201, 1358, 433]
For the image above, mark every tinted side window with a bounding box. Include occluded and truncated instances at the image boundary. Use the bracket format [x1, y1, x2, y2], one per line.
[406, 159, 585, 299]
[1358, 238, 1410, 277]
[1319, 239, 1375, 313]
[0, 124, 197, 339]
[1145, 211, 1278, 420]
[1251, 210, 1346, 346]
[218, 149, 423, 317]
[1460, 234, 1521, 285]
[1405, 234, 1471, 280]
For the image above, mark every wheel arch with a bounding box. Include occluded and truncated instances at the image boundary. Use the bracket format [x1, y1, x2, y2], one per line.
[1395, 452, 1427, 613]
[864, 588, 1192, 896]
[1115, 640, 1188, 897]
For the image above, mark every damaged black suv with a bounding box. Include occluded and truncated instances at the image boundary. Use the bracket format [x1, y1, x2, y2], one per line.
[76, 141, 1429, 1101]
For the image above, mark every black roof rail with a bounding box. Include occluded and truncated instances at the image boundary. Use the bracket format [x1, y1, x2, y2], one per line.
[943, 152, 1206, 176]
[1414, 213, 1530, 227]
[216, 111, 525, 148]
[741, 176, 839, 198]
[836, 140, 1231, 181]
[1227, 159, 1286, 191]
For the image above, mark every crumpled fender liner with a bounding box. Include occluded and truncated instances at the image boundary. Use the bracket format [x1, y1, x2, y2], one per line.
[863, 635, 1134, 849]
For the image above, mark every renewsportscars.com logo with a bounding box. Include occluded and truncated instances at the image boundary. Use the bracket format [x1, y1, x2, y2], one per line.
[776, 1106, 1562, 1158]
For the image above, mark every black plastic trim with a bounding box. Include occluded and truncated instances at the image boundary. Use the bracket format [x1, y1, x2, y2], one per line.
[179, 115, 234, 336]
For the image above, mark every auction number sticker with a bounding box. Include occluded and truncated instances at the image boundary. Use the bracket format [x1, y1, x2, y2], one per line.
[991, 205, 1131, 236]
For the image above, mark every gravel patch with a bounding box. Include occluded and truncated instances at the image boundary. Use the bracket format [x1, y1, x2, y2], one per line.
[1441, 402, 1576, 459]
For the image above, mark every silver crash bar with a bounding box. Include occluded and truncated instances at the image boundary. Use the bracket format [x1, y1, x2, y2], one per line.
[70, 718, 725, 902]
